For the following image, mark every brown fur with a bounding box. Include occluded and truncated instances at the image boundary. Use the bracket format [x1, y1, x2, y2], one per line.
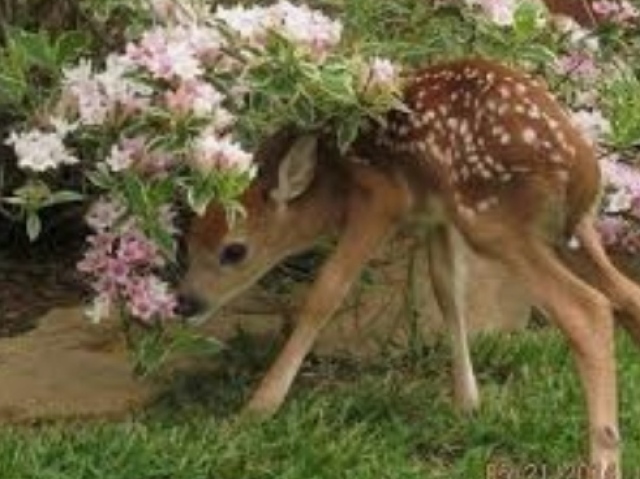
[183, 59, 640, 478]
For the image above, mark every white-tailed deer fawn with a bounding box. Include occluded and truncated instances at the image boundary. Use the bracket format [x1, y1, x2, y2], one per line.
[181, 58, 640, 478]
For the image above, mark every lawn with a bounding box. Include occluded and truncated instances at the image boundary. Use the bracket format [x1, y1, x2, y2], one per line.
[1, 327, 639, 479]
[1, 0, 640, 478]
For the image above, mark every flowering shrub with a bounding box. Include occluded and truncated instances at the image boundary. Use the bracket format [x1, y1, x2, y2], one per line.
[2, 0, 640, 330]
[1, 0, 401, 325]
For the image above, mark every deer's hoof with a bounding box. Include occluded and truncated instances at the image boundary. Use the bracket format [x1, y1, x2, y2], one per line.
[239, 395, 282, 422]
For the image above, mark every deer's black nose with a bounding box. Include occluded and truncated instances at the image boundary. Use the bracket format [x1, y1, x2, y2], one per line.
[176, 294, 209, 318]
[219, 242, 248, 266]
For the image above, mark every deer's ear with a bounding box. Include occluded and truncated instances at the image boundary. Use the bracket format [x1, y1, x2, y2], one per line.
[270, 135, 318, 205]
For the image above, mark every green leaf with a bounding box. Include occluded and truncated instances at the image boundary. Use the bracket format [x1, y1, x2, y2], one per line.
[55, 31, 91, 65]
[187, 175, 217, 216]
[336, 115, 363, 153]
[42, 190, 85, 207]
[513, 1, 542, 40]
[0, 59, 27, 105]
[8, 29, 56, 71]
[26, 212, 42, 241]
[121, 173, 148, 215]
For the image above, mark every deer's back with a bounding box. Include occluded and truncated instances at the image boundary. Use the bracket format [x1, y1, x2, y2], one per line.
[373, 58, 600, 240]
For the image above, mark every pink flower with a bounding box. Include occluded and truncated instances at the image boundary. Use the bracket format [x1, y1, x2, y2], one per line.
[78, 201, 178, 323]
[193, 131, 254, 174]
[62, 55, 151, 126]
[125, 27, 203, 81]
[85, 198, 125, 231]
[165, 80, 224, 117]
[125, 275, 176, 321]
[271, 1, 343, 59]
[214, 2, 342, 60]
[105, 257, 132, 285]
[466, 0, 517, 26]
[117, 231, 164, 267]
[555, 51, 599, 81]
[105, 136, 176, 175]
[592, 0, 639, 24]
[601, 157, 640, 195]
[215, 5, 269, 44]
[105, 138, 144, 172]
[596, 216, 627, 245]
[361, 57, 400, 93]
[62, 60, 109, 125]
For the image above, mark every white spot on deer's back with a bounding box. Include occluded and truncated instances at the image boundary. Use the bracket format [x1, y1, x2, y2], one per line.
[475, 196, 499, 213]
[522, 128, 537, 144]
[498, 86, 511, 99]
[528, 107, 541, 119]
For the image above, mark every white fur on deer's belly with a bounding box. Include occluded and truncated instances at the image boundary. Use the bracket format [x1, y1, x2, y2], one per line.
[378, 60, 578, 218]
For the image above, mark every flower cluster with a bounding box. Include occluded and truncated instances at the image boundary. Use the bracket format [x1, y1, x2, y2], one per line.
[215, 1, 343, 60]
[571, 109, 612, 144]
[6, 0, 640, 322]
[78, 198, 177, 322]
[555, 50, 599, 82]
[597, 157, 640, 253]
[2, 0, 401, 323]
[468, 0, 519, 26]
[592, 0, 639, 25]
[5, 121, 79, 172]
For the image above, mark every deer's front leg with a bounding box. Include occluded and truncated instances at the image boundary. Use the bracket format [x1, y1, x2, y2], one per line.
[244, 182, 403, 417]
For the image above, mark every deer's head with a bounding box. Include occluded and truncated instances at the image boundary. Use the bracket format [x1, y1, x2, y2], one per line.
[178, 131, 350, 320]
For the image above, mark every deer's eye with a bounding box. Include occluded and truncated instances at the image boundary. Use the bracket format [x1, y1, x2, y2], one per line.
[218, 242, 248, 266]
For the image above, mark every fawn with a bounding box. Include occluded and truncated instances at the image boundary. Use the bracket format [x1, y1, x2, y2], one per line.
[180, 57, 640, 478]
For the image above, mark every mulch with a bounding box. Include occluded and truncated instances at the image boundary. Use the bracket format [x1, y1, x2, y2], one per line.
[0, 211, 88, 337]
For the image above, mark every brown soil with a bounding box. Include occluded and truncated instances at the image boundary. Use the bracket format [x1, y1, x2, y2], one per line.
[0, 307, 154, 423]
[0, 198, 98, 336]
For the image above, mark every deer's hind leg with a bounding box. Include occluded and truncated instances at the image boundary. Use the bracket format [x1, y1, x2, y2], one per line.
[565, 214, 640, 347]
[485, 230, 620, 478]
[426, 224, 479, 413]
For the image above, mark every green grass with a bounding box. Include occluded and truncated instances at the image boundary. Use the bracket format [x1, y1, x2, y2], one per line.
[1, 328, 640, 479]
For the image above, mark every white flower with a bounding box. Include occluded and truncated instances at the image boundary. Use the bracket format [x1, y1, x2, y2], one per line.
[97, 54, 152, 105]
[165, 40, 203, 80]
[570, 109, 611, 144]
[553, 16, 600, 51]
[6, 128, 79, 172]
[274, 1, 343, 55]
[361, 57, 400, 92]
[606, 188, 633, 214]
[62, 60, 109, 125]
[49, 116, 78, 136]
[215, 5, 268, 42]
[165, 80, 225, 117]
[214, 2, 342, 59]
[62, 54, 151, 125]
[86, 197, 126, 231]
[106, 143, 134, 172]
[62, 59, 94, 86]
[193, 131, 253, 174]
[104, 137, 146, 172]
[467, 0, 517, 26]
[84, 294, 112, 324]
